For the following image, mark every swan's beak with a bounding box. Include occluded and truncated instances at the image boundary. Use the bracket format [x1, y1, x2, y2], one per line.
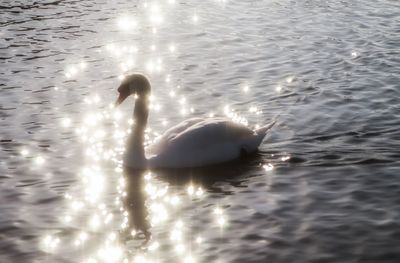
[115, 92, 128, 107]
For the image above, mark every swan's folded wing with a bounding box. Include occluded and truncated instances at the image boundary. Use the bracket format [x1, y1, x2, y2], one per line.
[147, 118, 254, 157]
[146, 117, 204, 155]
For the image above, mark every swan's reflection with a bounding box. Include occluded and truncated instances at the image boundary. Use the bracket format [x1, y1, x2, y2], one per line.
[121, 153, 262, 244]
[122, 167, 151, 244]
[106, 153, 269, 263]
[154, 153, 264, 194]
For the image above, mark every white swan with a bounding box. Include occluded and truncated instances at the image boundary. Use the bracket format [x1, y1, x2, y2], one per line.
[115, 74, 275, 169]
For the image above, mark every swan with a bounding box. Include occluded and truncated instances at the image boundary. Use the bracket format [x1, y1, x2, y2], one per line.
[115, 73, 275, 169]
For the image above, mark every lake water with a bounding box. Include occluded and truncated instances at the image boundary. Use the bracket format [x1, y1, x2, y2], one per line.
[1, 0, 400, 262]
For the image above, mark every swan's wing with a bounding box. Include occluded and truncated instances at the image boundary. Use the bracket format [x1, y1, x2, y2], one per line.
[146, 117, 204, 154]
[162, 117, 204, 139]
[148, 118, 254, 156]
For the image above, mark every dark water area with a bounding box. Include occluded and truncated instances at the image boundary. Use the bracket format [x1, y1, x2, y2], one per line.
[1, 0, 400, 262]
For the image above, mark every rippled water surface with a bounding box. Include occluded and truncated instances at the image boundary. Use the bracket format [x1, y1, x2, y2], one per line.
[1, 0, 400, 262]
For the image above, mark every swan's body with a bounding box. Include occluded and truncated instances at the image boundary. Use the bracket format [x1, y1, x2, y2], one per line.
[116, 74, 274, 169]
[139, 117, 273, 168]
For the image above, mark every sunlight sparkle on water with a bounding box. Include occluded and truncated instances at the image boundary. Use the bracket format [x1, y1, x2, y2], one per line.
[192, 14, 199, 23]
[61, 117, 72, 128]
[213, 207, 227, 228]
[169, 43, 176, 53]
[196, 187, 204, 197]
[117, 15, 136, 31]
[20, 148, 29, 156]
[218, 217, 226, 227]
[170, 195, 180, 205]
[89, 214, 101, 229]
[65, 66, 76, 78]
[187, 185, 194, 196]
[42, 235, 60, 251]
[175, 243, 185, 254]
[80, 61, 87, 69]
[148, 3, 164, 25]
[263, 163, 274, 171]
[180, 108, 188, 115]
[214, 207, 222, 215]
[34, 156, 45, 166]
[195, 236, 203, 244]
[79, 232, 89, 243]
[249, 106, 257, 113]
[169, 90, 176, 97]
[64, 215, 72, 223]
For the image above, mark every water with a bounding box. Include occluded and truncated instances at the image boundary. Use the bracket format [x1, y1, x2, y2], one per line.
[1, 0, 400, 262]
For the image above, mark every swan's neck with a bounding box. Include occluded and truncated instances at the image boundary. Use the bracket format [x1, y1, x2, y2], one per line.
[126, 95, 149, 166]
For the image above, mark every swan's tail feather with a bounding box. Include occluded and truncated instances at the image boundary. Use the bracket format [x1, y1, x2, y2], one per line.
[255, 121, 276, 136]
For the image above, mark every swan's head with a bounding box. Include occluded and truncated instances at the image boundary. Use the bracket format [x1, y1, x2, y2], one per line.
[115, 73, 151, 106]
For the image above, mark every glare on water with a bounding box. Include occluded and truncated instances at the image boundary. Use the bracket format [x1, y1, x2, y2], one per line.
[34, 0, 285, 262]
[1, 0, 397, 260]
